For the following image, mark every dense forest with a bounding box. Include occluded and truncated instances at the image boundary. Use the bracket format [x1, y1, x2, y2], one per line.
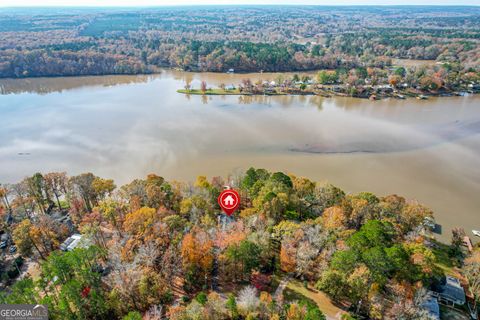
[0, 6, 479, 77]
[1, 169, 479, 319]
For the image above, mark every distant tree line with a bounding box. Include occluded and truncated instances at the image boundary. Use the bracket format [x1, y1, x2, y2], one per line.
[0, 7, 479, 77]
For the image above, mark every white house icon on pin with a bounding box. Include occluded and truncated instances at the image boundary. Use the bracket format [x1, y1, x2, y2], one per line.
[223, 195, 235, 206]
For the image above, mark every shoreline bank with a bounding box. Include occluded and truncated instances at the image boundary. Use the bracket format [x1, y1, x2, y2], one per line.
[177, 87, 477, 100]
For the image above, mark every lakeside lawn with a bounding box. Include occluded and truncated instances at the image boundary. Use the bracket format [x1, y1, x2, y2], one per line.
[433, 240, 457, 275]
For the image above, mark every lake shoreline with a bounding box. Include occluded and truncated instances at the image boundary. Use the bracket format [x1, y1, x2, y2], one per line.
[2, 68, 478, 101]
[177, 87, 477, 100]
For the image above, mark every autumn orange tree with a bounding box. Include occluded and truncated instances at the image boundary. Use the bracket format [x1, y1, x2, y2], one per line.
[280, 242, 296, 273]
[12, 216, 67, 259]
[216, 222, 247, 282]
[322, 206, 346, 231]
[388, 75, 401, 87]
[181, 227, 214, 290]
[12, 219, 40, 257]
[122, 207, 168, 260]
[123, 207, 157, 238]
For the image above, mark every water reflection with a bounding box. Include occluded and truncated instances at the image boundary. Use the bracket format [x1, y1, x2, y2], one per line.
[0, 74, 155, 95]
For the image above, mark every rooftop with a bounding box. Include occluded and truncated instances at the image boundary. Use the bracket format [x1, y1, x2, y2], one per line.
[436, 276, 466, 305]
[422, 295, 440, 320]
[59, 234, 88, 252]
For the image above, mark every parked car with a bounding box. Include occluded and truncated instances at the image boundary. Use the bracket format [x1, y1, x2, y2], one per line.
[9, 245, 17, 254]
[0, 241, 7, 249]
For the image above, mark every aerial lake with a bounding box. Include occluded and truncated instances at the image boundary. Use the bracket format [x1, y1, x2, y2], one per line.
[1, 70, 479, 241]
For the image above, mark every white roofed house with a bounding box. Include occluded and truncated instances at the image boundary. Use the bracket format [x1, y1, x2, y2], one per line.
[59, 234, 90, 252]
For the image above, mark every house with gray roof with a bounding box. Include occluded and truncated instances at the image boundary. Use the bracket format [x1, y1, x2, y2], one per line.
[421, 294, 440, 320]
[432, 276, 466, 307]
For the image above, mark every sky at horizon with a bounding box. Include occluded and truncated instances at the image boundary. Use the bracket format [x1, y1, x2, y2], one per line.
[1, 0, 479, 7]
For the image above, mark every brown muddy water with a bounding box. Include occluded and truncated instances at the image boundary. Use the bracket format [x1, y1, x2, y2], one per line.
[1, 70, 479, 241]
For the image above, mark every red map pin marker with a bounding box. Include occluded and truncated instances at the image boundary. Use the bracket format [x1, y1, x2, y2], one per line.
[218, 189, 240, 216]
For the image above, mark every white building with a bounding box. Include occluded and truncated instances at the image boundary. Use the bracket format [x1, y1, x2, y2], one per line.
[60, 234, 89, 251]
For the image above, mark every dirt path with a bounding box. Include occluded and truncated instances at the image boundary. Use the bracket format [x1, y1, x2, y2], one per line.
[287, 279, 348, 320]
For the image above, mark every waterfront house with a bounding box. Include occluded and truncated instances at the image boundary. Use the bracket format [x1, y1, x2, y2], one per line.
[332, 85, 342, 92]
[432, 276, 466, 307]
[374, 84, 393, 93]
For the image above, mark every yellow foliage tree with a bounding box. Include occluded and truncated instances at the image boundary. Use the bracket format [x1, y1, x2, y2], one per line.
[123, 207, 158, 237]
[322, 206, 346, 231]
[400, 203, 433, 233]
[195, 175, 211, 189]
[286, 302, 306, 320]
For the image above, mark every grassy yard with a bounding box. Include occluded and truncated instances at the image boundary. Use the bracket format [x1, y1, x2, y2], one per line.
[432, 240, 458, 276]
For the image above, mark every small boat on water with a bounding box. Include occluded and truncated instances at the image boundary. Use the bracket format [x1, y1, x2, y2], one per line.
[417, 95, 428, 100]
[423, 217, 436, 230]
[473, 230, 480, 237]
